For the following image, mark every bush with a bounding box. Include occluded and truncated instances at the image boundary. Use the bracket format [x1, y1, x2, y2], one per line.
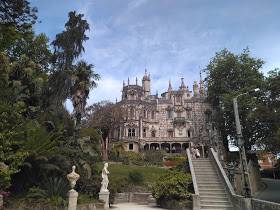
[143, 151, 165, 166]
[120, 151, 144, 166]
[128, 171, 144, 185]
[152, 171, 192, 209]
[164, 156, 187, 168]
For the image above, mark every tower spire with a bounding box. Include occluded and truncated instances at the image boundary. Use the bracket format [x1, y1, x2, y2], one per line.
[168, 80, 172, 91]
[136, 77, 138, 85]
[128, 77, 130, 85]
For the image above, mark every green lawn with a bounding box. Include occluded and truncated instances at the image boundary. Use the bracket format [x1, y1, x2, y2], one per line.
[97, 162, 168, 188]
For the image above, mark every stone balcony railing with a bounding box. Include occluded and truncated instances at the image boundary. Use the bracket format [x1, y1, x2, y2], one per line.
[118, 136, 191, 143]
[173, 117, 186, 125]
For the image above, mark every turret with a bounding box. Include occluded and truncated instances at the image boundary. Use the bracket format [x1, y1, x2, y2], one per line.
[193, 81, 199, 97]
[142, 69, 151, 97]
[199, 72, 205, 97]
[167, 80, 173, 99]
[179, 77, 187, 92]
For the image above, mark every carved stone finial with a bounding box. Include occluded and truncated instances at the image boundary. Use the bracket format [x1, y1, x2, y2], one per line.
[67, 165, 80, 189]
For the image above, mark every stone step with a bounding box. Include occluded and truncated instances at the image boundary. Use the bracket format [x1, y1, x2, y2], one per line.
[200, 195, 229, 201]
[198, 185, 225, 189]
[200, 204, 233, 209]
[195, 172, 217, 175]
[200, 200, 231, 205]
[196, 180, 221, 185]
[199, 189, 227, 194]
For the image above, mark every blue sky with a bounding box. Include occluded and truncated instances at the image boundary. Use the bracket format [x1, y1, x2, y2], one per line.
[30, 0, 280, 110]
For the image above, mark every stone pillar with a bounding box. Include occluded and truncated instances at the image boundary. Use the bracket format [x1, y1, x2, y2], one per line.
[68, 189, 78, 210]
[99, 191, 110, 209]
[67, 166, 80, 210]
[202, 145, 205, 158]
[139, 117, 143, 139]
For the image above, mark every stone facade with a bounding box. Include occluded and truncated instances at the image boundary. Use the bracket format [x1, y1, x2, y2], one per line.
[112, 70, 216, 153]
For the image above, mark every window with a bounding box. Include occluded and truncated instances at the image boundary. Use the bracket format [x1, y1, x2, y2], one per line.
[167, 110, 172, 119]
[168, 130, 173, 137]
[187, 130, 191, 137]
[176, 96, 181, 103]
[132, 128, 136, 136]
[151, 111, 155, 119]
[128, 128, 136, 137]
[143, 128, 146, 137]
[129, 143, 133, 150]
[143, 110, 147, 118]
[151, 130, 156, 137]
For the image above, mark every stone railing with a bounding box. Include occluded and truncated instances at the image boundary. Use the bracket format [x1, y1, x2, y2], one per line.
[186, 148, 200, 210]
[209, 148, 280, 210]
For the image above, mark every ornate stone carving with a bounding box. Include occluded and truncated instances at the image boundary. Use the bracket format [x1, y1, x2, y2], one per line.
[67, 165, 80, 189]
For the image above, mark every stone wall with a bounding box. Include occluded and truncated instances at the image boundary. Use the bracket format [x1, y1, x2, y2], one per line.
[114, 192, 153, 204]
[252, 198, 280, 210]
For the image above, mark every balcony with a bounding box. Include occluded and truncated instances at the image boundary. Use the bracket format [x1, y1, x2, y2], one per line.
[173, 117, 186, 125]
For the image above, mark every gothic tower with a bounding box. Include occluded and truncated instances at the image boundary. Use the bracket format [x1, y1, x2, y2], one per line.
[142, 69, 151, 97]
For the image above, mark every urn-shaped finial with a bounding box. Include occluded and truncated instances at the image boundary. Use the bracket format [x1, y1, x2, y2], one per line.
[67, 165, 80, 189]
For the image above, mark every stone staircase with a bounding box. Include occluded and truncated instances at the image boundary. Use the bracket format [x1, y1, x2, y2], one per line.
[192, 158, 233, 210]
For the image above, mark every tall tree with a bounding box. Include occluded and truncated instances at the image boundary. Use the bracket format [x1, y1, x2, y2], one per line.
[49, 11, 98, 127]
[0, 0, 37, 51]
[205, 48, 265, 151]
[252, 69, 280, 153]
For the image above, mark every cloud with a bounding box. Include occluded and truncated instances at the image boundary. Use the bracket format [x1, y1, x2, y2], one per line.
[31, 0, 280, 108]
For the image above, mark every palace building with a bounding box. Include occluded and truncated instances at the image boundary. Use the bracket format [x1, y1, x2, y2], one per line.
[111, 70, 218, 154]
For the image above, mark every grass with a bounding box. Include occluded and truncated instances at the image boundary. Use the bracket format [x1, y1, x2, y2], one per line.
[97, 162, 168, 186]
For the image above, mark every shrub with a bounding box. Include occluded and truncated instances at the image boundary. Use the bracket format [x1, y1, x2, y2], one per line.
[152, 171, 192, 209]
[164, 156, 187, 167]
[128, 171, 144, 185]
[120, 151, 144, 165]
[143, 151, 165, 166]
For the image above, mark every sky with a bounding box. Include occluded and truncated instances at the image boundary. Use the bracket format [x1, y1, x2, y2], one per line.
[30, 0, 280, 111]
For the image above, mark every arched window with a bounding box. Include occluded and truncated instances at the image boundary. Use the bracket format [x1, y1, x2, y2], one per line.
[143, 128, 146, 137]
[128, 128, 136, 137]
[187, 130, 191, 137]
[151, 111, 155, 119]
[132, 128, 136, 136]
[151, 130, 156, 137]
[128, 128, 132, 137]
[167, 110, 172, 119]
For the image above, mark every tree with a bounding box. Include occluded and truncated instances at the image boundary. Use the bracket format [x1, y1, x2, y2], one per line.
[71, 61, 100, 126]
[252, 69, 280, 153]
[49, 11, 99, 127]
[0, 0, 37, 51]
[84, 101, 125, 160]
[205, 48, 265, 151]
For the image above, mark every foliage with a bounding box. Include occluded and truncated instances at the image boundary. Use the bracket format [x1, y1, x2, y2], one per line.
[128, 171, 144, 185]
[84, 101, 125, 160]
[26, 177, 68, 207]
[143, 150, 165, 166]
[152, 171, 192, 209]
[120, 151, 144, 166]
[205, 48, 266, 151]
[0, 1, 101, 205]
[164, 156, 187, 168]
[0, 0, 37, 51]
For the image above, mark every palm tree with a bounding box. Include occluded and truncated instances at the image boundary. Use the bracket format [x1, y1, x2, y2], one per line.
[71, 61, 100, 127]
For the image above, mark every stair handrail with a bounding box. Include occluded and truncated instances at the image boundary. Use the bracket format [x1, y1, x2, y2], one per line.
[187, 148, 199, 195]
[209, 147, 235, 195]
